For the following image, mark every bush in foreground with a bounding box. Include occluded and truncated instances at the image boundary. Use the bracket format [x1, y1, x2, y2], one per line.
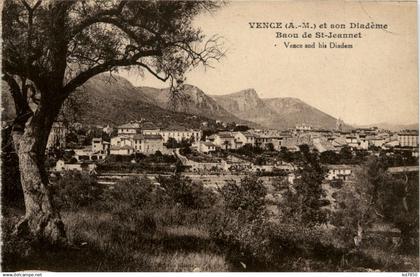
[53, 171, 103, 210]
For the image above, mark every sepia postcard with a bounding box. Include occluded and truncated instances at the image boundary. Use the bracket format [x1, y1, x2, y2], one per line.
[0, 0, 419, 274]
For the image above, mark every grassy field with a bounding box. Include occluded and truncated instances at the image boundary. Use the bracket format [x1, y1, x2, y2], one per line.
[2, 207, 419, 272]
[2, 207, 231, 272]
[2, 173, 419, 272]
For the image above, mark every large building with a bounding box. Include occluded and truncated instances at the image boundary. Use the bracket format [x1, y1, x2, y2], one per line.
[117, 122, 141, 136]
[326, 165, 353, 181]
[254, 134, 273, 149]
[159, 128, 202, 143]
[398, 131, 418, 148]
[194, 141, 217, 153]
[111, 121, 205, 155]
[117, 122, 201, 144]
[233, 132, 256, 147]
[135, 134, 168, 155]
[295, 124, 312, 132]
[110, 133, 169, 155]
[92, 138, 110, 155]
[207, 132, 237, 150]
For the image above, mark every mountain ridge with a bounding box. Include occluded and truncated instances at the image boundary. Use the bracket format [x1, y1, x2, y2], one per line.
[210, 89, 279, 127]
[2, 74, 355, 131]
[135, 84, 258, 127]
[354, 122, 419, 132]
[210, 89, 350, 130]
[1, 75, 215, 129]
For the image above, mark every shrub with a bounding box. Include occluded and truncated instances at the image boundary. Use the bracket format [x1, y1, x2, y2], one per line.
[156, 175, 218, 210]
[180, 146, 192, 156]
[100, 177, 161, 237]
[102, 175, 219, 230]
[102, 176, 161, 211]
[53, 171, 104, 210]
[330, 179, 344, 189]
[45, 156, 57, 169]
[208, 175, 358, 271]
[209, 176, 270, 268]
[218, 176, 267, 218]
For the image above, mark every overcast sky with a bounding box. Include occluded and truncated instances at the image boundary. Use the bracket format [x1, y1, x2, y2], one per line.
[119, 1, 418, 126]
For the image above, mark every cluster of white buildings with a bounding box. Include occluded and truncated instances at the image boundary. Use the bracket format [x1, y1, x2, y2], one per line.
[47, 119, 418, 157]
[189, 126, 419, 157]
[91, 121, 202, 156]
[49, 118, 418, 175]
[53, 121, 203, 172]
[325, 165, 354, 181]
[193, 129, 366, 154]
[193, 131, 282, 153]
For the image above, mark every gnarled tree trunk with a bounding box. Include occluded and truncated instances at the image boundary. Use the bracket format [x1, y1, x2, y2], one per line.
[13, 101, 66, 244]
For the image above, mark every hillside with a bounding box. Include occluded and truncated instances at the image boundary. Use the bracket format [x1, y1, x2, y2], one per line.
[211, 90, 347, 130]
[2, 76, 351, 130]
[1, 75, 214, 129]
[74, 75, 226, 128]
[262, 97, 341, 129]
[210, 89, 278, 126]
[135, 84, 251, 125]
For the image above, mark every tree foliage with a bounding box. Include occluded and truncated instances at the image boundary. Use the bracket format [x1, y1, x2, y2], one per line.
[281, 145, 328, 226]
[53, 171, 103, 210]
[3, 0, 224, 91]
[156, 174, 217, 209]
[2, 0, 224, 242]
[218, 176, 267, 219]
[333, 157, 419, 251]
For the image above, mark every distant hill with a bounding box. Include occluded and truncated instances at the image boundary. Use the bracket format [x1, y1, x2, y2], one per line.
[211, 89, 349, 130]
[2, 75, 353, 130]
[135, 84, 253, 125]
[211, 89, 278, 127]
[72, 75, 225, 128]
[1, 75, 214, 129]
[355, 122, 419, 132]
[262, 97, 345, 129]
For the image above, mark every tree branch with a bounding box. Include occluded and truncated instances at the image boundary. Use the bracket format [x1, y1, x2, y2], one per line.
[2, 73, 33, 131]
[133, 62, 170, 82]
[68, 0, 128, 39]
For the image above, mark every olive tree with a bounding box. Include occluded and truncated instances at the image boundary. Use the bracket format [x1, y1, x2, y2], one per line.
[2, 0, 223, 243]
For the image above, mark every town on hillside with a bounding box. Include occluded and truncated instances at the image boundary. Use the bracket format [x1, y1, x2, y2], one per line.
[2, 0, 418, 272]
[46, 118, 418, 186]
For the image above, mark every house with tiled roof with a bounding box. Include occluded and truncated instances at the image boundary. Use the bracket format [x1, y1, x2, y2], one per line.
[332, 136, 347, 151]
[140, 122, 161, 135]
[110, 145, 135, 155]
[254, 134, 274, 149]
[117, 122, 141, 136]
[133, 134, 169, 155]
[159, 128, 202, 143]
[312, 137, 336, 153]
[366, 135, 387, 148]
[110, 132, 169, 155]
[325, 164, 355, 181]
[194, 141, 217, 153]
[233, 131, 256, 147]
[207, 132, 237, 150]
